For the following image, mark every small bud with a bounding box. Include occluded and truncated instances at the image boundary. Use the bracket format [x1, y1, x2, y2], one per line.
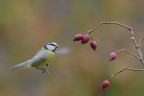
[81, 34, 90, 44]
[102, 80, 110, 90]
[73, 34, 83, 41]
[109, 51, 117, 61]
[90, 40, 97, 51]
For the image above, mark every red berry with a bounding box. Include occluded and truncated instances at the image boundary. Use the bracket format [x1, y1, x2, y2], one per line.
[102, 80, 110, 90]
[109, 52, 117, 61]
[81, 34, 90, 44]
[90, 40, 97, 51]
[73, 34, 83, 41]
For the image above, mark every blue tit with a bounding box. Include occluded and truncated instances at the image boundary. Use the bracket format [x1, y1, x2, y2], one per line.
[10, 42, 69, 74]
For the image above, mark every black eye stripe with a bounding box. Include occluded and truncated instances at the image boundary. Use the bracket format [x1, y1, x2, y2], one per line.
[44, 45, 49, 50]
[46, 44, 56, 47]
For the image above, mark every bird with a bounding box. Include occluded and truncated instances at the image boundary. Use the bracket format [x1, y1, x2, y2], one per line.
[10, 42, 70, 74]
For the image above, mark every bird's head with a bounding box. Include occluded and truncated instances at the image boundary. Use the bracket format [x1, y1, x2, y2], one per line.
[44, 42, 59, 52]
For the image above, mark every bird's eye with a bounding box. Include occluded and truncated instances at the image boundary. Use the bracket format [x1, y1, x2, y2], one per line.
[44, 45, 49, 50]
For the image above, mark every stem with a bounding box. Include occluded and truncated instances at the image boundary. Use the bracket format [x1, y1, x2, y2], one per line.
[116, 48, 140, 60]
[90, 35, 93, 41]
[88, 22, 132, 34]
[88, 22, 144, 65]
[109, 67, 144, 79]
[138, 38, 144, 48]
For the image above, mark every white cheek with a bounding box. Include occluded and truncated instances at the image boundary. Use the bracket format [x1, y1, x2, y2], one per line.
[46, 45, 55, 51]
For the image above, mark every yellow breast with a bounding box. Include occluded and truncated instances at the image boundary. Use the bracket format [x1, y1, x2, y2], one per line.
[47, 50, 55, 57]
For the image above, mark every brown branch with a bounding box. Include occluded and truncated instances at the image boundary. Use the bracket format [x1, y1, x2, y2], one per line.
[109, 67, 144, 79]
[88, 22, 144, 65]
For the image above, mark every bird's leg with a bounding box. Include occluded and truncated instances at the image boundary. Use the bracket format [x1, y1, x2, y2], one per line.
[46, 63, 49, 67]
[36, 67, 49, 74]
[45, 63, 50, 73]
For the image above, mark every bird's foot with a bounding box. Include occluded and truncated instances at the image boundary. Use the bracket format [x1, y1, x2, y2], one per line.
[36, 67, 49, 74]
[42, 69, 49, 74]
[46, 63, 49, 67]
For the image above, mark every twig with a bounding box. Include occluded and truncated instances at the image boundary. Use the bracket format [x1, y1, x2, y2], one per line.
[88, 22, 132, 34]
[116, 48, 140, 60]
[138, 38, 144, 48]
[88, 22, 144, 65]
[109, 67, 144, 79]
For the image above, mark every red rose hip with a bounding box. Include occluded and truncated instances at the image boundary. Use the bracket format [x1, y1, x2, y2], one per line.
[90, 40, 97, 51]
[73, 34, 83, 41]
[81, 34, 90, 44]
[102, 80, 110, 90]
[109, 51, 117, 61]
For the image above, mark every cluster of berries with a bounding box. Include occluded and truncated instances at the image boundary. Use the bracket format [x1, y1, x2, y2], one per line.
[73, 33, 117, 90]
[73, 33, 97, 51]
[73, 31, 117, 90]
[73, 33, 117, 61]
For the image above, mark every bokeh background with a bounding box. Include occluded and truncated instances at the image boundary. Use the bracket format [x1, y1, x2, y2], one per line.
[0, 0, 144, 96]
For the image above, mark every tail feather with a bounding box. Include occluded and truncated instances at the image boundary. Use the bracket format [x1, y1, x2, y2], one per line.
[10, 60, 31, 71]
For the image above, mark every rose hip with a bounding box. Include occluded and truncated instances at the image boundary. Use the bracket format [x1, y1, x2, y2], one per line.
[102, 80, 110, 90]
[109, 52, 117, 61]
[90, 40, 97, 51]
[73, 34, 83, 41]
[81, 34, 90, 44]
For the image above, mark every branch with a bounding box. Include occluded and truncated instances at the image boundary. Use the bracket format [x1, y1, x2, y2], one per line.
[116, 48, 140, 60]
[138, 37, 144, 48]
[88, 22, 132, 34]
[109, 67, 144, 79]
[88, 22, 144, 65]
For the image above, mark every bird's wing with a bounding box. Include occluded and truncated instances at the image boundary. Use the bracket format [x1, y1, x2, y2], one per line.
[35, 50, 50, 59]
[30, 50, 50, 67]
[55, 47, 70, 55]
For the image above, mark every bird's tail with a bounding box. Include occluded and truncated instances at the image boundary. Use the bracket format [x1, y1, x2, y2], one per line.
[10, 60, 31, 71]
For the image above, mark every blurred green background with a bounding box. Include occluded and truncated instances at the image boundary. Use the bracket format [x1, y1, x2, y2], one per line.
[0, 0, 144, 96]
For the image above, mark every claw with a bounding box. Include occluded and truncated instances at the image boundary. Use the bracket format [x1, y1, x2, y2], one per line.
[46, 64, 48, 67]
[43, 69, 49, 74]
[36, 67, 49, 74]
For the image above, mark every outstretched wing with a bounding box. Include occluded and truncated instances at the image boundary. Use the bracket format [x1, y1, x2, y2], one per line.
[55, 47, 70, 55]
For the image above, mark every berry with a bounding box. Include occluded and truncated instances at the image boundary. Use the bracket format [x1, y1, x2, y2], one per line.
[109, 51, 117, 61]
[90, 40, 97, 51]
[73, 34, 83, 41]
[102, 80, 110, 90]
[81, 34, 90, 44]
